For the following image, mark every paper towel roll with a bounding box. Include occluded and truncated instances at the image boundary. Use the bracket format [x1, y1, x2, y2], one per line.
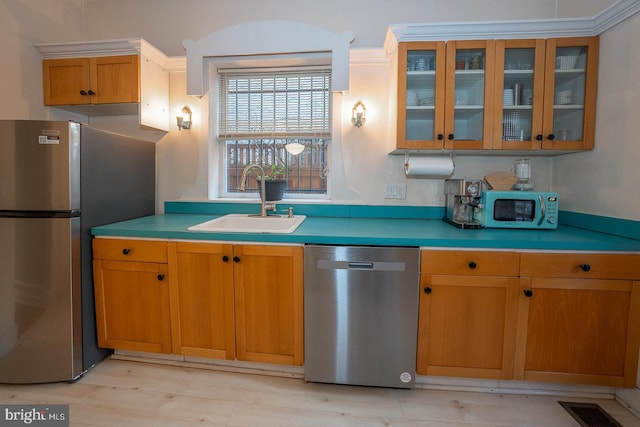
[404, 156, 454, 177]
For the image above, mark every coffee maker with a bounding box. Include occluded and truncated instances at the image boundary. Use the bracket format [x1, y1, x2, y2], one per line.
[443, 179, 483, 229]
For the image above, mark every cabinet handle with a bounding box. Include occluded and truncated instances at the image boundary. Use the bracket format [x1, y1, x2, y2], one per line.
[523, 289, 533, 297]
[535, 134, 543, 141]
[423, 286, 432, 294]
[222, 255, 229, 262]
[547, 134, 555, 140]
[79, 90, 88, 96]
[233, 256, 240, 263]
[157, 274, 165, 281]
[468, 261, 477, 269]
[437, 134, 444, 140]
[579, 264, 591, 272]
[88, 89, 96, 95]
[447, 133, 454, 140]
[122, 248, 131, 255]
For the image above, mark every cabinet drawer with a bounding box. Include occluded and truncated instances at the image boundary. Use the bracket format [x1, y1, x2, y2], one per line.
[421, 250, 519, 276]
[93, 238, 167, 263]
[520, 252, 640, 279]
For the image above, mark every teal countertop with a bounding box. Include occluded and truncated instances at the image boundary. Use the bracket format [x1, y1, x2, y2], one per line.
[91, 201, 640, 251]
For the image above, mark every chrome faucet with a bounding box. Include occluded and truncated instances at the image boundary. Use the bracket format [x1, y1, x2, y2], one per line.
[240, 164, 277, 217]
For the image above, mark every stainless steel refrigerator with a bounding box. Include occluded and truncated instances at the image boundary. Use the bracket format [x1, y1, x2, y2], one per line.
[0, 120, 155, 383]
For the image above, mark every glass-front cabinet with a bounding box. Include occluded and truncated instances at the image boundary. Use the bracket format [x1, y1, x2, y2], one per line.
[542, 37, 599, 150]
[396, 42, 446, 149]
[444, 40, 495, 150]
[493, 39, 546, 150]
[395, 36, 598, 153]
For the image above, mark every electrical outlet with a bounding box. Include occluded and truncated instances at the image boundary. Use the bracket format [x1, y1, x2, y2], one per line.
[384, 184, 407, 200]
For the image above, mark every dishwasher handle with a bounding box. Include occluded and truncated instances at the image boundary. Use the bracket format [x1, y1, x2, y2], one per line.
[348, 261, 374, 269]
[318, 259, 406, 272]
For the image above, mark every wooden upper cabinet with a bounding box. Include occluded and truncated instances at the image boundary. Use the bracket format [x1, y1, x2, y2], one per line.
[396, 41, 446, 150]
[493, 39, 546, 150]
[541, 37, 599, 151]
[43, 55, 140, 106]
[444, 40, 495, 150]
[395, 36, 598, 153]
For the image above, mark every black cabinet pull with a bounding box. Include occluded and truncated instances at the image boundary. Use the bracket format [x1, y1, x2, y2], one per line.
[122, 248, 131, 255]
[88, 89, 95, 95]
[157, 274, 165, 281]
[222, 255, 229, 262]
[423, 286, 432, 294]
[447, 133, 454, 140]
[79, 90, 87, 95]
[535, 134, 543, 141]
[437, 134, 444, 140]
[468, 261, 477, 269]
[547, 134, 555, 140]
[523, 289, 533, 297]
[233, 256, 240, 263]
[579, 264, 591, 272]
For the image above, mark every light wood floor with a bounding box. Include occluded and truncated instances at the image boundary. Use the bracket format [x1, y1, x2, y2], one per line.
[1, 358, 640, 426]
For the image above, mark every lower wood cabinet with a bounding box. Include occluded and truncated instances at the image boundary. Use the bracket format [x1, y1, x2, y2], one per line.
[418, 250, 520, 379]
[167, 242, 304, 366]
[93, 238, 171, 354]
[419, 249, 640, 387]
[515, 252, 640, 387]
[94, 238, 303, 366]
[167, 242, 235, 360]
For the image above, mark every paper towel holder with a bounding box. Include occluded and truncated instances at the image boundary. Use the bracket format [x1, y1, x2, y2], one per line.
[404, 152, 456, 178]
[404, 152, 456, 168]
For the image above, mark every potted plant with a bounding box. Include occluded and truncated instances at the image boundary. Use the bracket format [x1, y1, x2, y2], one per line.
[260, 163, 287, 201]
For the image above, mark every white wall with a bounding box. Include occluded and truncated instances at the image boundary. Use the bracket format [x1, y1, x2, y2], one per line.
[552, 12, 640, 221]
[0, 0, 85, 119]
[0, 0, 636, 219]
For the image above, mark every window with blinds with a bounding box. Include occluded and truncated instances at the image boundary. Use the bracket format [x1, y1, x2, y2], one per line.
[218, 68, 331, 196]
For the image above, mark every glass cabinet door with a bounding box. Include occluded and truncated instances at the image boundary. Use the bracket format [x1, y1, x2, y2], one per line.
[444, 40, 495, 150]
[542, 37, 599, 150]
[396, 42, 445, 150]
[494, 39, 545, 150]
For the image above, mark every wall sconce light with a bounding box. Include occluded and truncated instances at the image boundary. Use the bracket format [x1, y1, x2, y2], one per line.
[176, 105, 192, 130]
[351, 100, 366, 128]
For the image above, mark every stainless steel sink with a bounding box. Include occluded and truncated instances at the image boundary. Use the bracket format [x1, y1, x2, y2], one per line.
[187, 214, 306, 234]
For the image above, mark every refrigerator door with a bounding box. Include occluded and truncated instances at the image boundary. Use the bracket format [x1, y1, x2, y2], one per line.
[0, 120, 80, 212]
[0, 216, 81, 383]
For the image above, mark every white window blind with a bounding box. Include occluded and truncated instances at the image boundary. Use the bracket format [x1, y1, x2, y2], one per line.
[218, 68, 331, 140]
[218, 67, 330, 196]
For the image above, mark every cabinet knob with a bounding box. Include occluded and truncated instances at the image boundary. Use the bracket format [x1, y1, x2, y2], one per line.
[437, 134, 444, 140]
[535, 134, 543, 141]
[423, 286, 432, 294]
[79, 90, 88, 96]
[447, 133, 454, 140]
[157, 274, 165, 281]
[579, 263, 591, 272]
[547, 134, 555, 140]
[88, 90, 95, 95]
[468, 261, 477, 269]
[523, 289, 533, 298]
[233, 256, 240, 263]
[122, 248, 131, 255]
[222, 255, 229, 262]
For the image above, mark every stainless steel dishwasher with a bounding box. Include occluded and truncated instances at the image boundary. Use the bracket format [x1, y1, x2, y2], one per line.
[304, 245, 420, 388]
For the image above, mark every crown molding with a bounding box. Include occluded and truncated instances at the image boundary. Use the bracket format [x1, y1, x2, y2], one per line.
[34, 38, 170, 67]
[385, 0, 640, 50]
